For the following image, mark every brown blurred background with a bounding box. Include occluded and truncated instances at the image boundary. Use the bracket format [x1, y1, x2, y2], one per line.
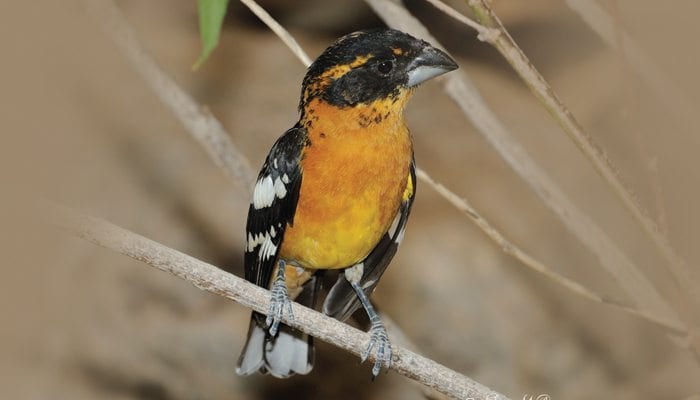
[1, 0, 699, 399]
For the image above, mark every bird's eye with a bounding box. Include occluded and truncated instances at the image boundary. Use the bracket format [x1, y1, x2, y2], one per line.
[377, 60, 394, 74]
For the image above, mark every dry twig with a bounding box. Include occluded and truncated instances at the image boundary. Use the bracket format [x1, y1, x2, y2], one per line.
[461, 0, 700, 352]
[421, 0, 497, 41]
[364, 0, 683, 334]
[239, 0, 312, 66]
[46, 204, 509, 400]
[416, 170, 682, 333]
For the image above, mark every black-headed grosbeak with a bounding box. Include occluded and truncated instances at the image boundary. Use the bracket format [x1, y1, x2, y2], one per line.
[236, 29, 457, 378]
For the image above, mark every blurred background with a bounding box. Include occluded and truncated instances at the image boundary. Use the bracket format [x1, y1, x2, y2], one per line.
[2, 0, 699, 398]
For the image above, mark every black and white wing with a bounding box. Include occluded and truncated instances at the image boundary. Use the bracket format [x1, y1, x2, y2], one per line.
[245, 125, 306, 288]
[322, 158, 417, 321]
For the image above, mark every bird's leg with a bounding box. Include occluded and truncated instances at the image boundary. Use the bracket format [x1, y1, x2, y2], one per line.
[266, 259, 294, 337]
[345, 264, 392, 377]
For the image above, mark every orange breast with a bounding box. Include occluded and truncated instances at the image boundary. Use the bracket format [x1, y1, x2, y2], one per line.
[279, 98, 413, 269]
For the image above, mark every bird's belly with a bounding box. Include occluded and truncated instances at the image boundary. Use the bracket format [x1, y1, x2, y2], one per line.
[279, 126, 411, 269]
[281, 185, 397, 269]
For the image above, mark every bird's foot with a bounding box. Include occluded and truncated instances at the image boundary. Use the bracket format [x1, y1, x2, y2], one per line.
[266, 261, 293, 337]
[361, 318, 392, 377]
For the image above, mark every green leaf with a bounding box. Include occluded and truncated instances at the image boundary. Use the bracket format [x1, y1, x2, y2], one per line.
[193, 0, 230, 70]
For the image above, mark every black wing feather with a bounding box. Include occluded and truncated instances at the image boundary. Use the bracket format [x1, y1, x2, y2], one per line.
[322, 158, 417, 321]
[245, 125, 307, 288]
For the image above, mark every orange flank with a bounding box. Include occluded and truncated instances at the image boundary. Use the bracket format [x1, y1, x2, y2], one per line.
[279, 94, 413, 269]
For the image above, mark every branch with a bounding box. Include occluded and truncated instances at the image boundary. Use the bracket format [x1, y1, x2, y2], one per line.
[239, 0, 312, 66]
[461, 0, 700, 349]
[416, 170, 682, 333]
[46, 204, 509, 400]
[364, 0, 685, 337]
[421, 0, 498, 42]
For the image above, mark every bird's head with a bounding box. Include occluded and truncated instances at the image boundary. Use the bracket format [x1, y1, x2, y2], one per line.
[299, 29, 458, 118]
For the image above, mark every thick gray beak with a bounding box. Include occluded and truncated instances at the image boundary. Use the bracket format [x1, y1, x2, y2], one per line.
[406, 46, 458, 87]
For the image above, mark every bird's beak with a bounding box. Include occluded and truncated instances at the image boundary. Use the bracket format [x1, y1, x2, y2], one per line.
[406, 45, 458, 87]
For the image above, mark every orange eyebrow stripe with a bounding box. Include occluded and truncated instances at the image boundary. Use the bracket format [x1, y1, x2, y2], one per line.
[319, 55, 374, 81]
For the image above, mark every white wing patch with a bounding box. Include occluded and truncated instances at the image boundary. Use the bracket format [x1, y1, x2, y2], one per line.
[253, 175, 288, 209]
[253, 176, 275, 209]
[274, 177, 287, 199]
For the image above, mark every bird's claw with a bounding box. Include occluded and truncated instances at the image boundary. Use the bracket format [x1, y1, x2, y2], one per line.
[266, 266, 293, 337]
[361, 319, 392, 377]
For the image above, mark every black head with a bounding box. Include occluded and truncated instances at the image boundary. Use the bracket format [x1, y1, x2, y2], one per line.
[300, 29, 458, 110]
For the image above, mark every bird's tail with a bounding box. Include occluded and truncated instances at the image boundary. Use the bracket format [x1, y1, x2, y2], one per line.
[236, 313, 313, 378]
[236, 275, 320, 378]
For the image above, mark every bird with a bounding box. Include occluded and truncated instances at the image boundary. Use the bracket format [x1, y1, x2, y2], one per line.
[236, 28, 458, 378]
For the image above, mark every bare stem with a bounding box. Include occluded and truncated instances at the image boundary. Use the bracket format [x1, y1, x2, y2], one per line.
[239, 0, 312, 67]
[421, 0, 498, 42]
[416, 170, 683, 333]
[45, 204, 509, 400]
[462, 0, 700, 350]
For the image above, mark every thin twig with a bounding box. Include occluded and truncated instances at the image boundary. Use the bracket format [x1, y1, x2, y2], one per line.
[239, 0, 312, 67]
[363, 0, 684, 332]
[416, 170, 683, 333]
[46, 203, 509, 400]
[462, 0, 700, 353]
[421, 0, 498, 42]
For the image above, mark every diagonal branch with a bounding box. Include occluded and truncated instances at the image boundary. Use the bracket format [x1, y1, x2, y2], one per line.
[46, 204, 509, 400]
[421, 0, 498, 41]
[460, 0, 700, 351]
[463, 0, 686, 269]
[239, 0, 312, 66]
[416, 170, 682, 333]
